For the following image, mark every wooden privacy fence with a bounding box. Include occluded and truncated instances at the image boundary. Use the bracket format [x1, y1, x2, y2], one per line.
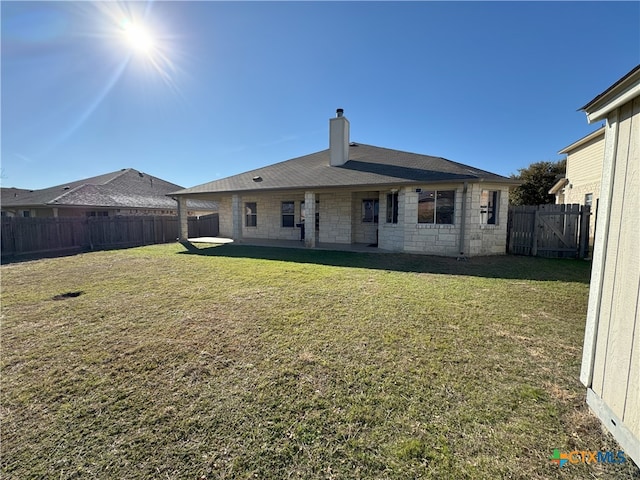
[507, 204, 590, 258]
[1, 214, 219, 259]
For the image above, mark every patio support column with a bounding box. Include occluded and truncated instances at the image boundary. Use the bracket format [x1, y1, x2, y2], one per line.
[177, 197, 189, 241]
[232, 194, 242, 241]
[304, 191, 316, 248]
[458, 182, 468, 259]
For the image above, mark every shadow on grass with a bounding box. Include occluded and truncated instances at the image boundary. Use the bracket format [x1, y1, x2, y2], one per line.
[177, 242, 591, 283]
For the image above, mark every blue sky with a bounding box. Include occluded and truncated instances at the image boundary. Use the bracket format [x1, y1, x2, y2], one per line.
[2, 1, 639, 190]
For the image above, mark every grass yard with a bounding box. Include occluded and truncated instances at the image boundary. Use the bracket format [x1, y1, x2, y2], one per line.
[1, 243, 638, 479]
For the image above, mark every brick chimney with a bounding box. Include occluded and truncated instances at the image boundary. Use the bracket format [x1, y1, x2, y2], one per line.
[329, 108, 349, 166]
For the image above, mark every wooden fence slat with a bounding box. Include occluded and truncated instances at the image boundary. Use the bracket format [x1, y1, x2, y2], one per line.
[507, 204, 589, 258]
[1, 214, 218, 259]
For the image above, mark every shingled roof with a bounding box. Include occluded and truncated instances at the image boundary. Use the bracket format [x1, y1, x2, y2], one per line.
[173, 143, 515, 196]
[1, 168, 214, 210]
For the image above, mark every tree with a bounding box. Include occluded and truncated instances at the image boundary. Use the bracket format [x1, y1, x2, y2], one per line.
[509, 159, 566, 206]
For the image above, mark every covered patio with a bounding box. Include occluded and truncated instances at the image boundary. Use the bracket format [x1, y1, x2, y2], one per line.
[185, 236, 390, 254]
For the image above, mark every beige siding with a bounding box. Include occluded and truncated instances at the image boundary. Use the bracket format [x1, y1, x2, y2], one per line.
[590, 97, 640, 436]
[563, 133, 605, 240]
[565, 133, 605, 195]
[627, 324, 640, 437]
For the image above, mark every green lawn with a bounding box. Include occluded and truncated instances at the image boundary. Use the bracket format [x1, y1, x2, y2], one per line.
[1, 243, 638, 479]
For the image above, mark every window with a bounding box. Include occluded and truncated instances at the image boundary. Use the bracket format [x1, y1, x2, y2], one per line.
[362, 199, 379, 223]
[386, 192, 398, 224]
[418, 190, 455, 224]
[22, 210, 31, 218]
[281, 201, 295, 227]
[87, 211, 108, 217]
[585, 193, 593, 208]
[480, 190, 499, 225]
[245, 202, 257, 227]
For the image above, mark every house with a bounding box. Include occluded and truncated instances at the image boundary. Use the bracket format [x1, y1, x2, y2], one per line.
[171, 110, 518, 257]
[579, 65, 640, 467]
[1, 168, 216, 218]
[550, 126, 605, 242]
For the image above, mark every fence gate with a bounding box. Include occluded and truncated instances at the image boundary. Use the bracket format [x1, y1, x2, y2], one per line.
[507, 204, 590, 258]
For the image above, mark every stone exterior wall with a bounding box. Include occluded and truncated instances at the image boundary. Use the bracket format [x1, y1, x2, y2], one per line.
[217, 197, 233, 237]
[564, 181, 600, 206]
[214, 183, 510, 256]
[563, 181, 599, 240]
[351, 191, 379, 244]
[318, 192, 352, 244]
[240, 193, 305, 241]
[402, 184, 463, 256]
[378, 190, 405, 252]
[463, 183, 510, 256]
[378, 183, 510, 256]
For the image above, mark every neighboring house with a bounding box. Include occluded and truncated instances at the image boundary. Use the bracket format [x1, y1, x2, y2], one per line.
[1, 187, 32, 209]
[1, 168, 216, 218]
[172, 109, 518, 257]
[580, 65, 640, 467]
[550, 126, 605, 241]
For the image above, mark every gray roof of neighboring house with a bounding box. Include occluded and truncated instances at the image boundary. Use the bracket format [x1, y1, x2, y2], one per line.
[1, 187, 32, 204]
[173, 143, 516, 196]
[1, 169, 216, 210]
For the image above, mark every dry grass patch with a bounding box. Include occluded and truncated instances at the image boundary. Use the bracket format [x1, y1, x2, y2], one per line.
[1, 243, 638, 479]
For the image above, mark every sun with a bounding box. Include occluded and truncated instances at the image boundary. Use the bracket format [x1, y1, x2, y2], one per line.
[120, 18, 154, 54]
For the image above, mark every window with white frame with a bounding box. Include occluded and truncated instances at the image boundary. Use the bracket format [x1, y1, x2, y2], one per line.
[281, 201, 295, 227]
[418, 190, 455, 224]
[584, 193, 593, 208]
[245, 202, 257, 227]
[480, 190, 499, 225]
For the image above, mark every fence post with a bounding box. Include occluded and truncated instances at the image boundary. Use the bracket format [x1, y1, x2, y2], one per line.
[531, 208, 539, 257]
[578, 205, 590, 259]
[506, 209, 512, 254]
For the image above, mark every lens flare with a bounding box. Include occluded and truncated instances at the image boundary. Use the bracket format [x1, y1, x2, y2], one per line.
[120, 18, 154, 54]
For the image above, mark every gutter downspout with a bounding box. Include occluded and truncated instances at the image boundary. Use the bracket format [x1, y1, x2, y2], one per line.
[458, 182, 468, 261]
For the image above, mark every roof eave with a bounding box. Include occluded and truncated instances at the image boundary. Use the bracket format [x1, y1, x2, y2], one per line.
[548, 177, 569, 195]
[580, 65, 640, 123]
[168, 177, 518, 197]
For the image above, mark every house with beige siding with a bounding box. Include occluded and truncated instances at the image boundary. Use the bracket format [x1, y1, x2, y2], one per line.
[550, 127, 605, 242]
[172, 110, 517, 257]
[554, 127, 605, 206]
[580, 64, 640, 467]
